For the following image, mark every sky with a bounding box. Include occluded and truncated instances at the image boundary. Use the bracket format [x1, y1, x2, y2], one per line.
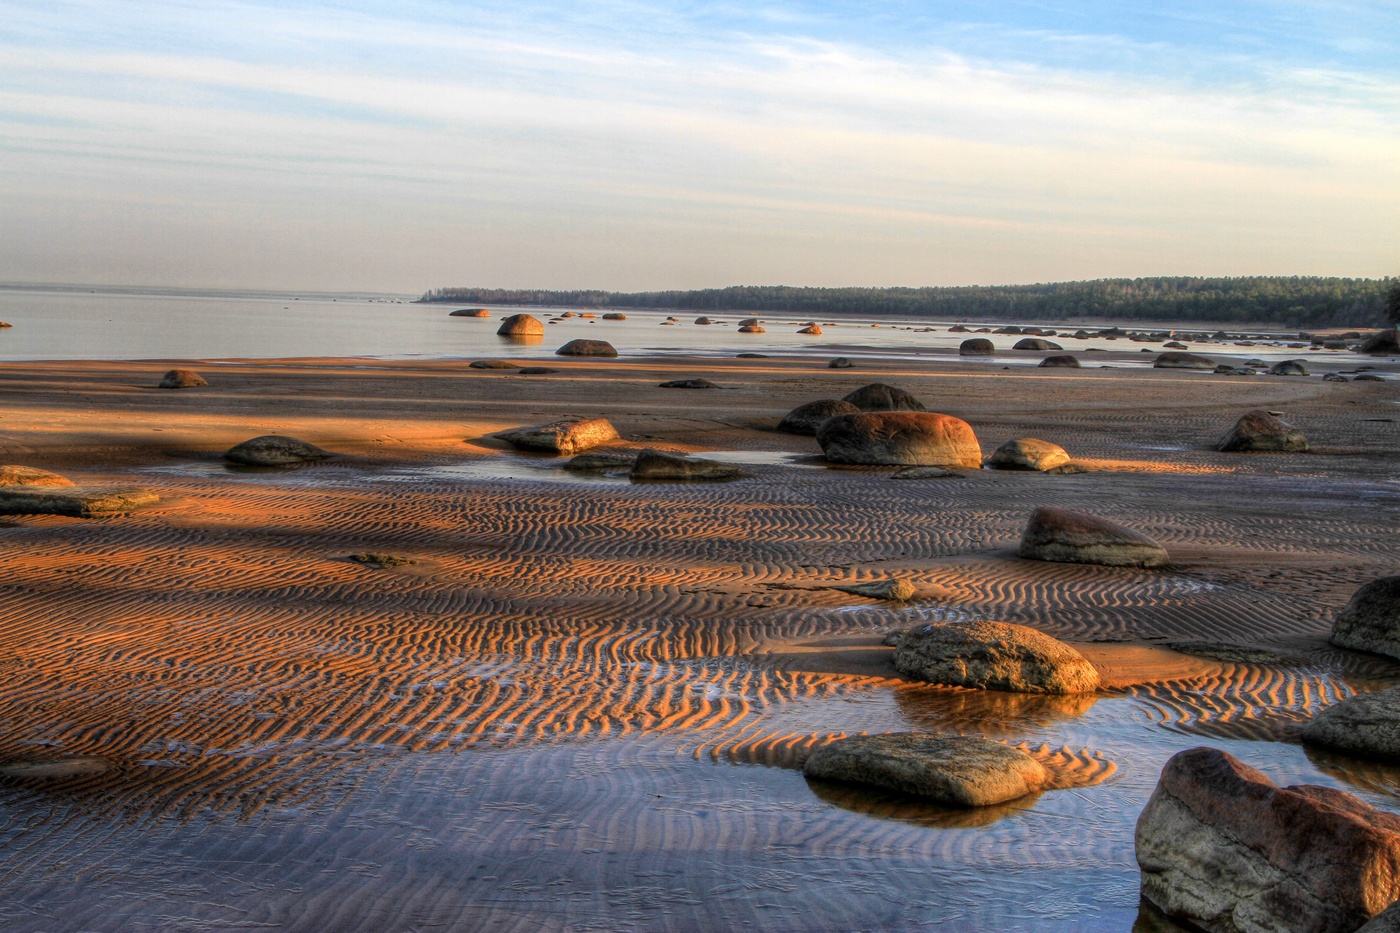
[1, 1, 1397, 293]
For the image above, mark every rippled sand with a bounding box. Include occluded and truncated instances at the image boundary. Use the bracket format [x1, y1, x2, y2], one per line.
[0, 353, 1397, 931]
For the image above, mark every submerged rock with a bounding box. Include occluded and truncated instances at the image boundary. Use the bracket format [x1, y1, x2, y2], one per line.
[629, 448, 743, 482]
[803, 734, 1048, 807]
[469, 359, 518, 369]
[959, 338, 995, 356]
[986, 438, 1071, 471]
[777, 399, 860, 436]
[892, 620, 1101, 694]
[0, 466, 74, 487]
[555, 339, 618, 357]
[1018, 506, 1169, 568]
[833, 579, 916, 601]
[1217, 410, 1309, 452]
[564, 450, 637, 472]
[158, 369, 208, 388]
[0, 486, 159, 517]
[1154, 351, 1215, 370]
[1136, 747, 1400, 933]
[840, 383, 926, 412]
[225, 435, 332, 466]
[496, 313, 545, 337]
[817, 412, 982, 467]
[496, 418, 619, 455]
[1303, 687, 1400, 763]
[1330, 576, 1400, 660]
[738, 325, 766, 334]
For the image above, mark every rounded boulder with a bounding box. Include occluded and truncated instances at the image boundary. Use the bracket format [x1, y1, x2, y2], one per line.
[817, 412, 982, 467]
[892, 620, 1101, 694]
[777, 399, 860, 436]
[1018, 506, 1168, 568]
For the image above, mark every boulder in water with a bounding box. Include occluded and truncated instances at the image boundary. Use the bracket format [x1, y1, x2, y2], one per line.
[738, 318, 762, 327]
[959, 338, 995, 356]
[1269, 360, 1309, 376]
[602, 312, 627, 320]
[158, 369, 208, 388]
[469, 359, 518, 369]
[828, 357, 854, 369]
[1303, 687, 1400, 763]
[1330, 576, 1400, 661]
[840, 383, 925, 412]
[1018, 506, 1169, 568]
[449, 308, 491, 317]
[1154, 351, 1215, 370]
[564, 450, 637, 472]
[892, 620, 1101, 694]
[225, 435, 333, 466]
[1358, 330, 1399, 355]
[803, 734, 1049, 807]
[496, 418, 619, 455]
[556, 339, 618, 357]
[1217, 410, 1309, 452]
[1038, 355, 1080, 368]
[1012, 338, 1063, 351]
[0, 466, 74, 487]
[777, 399, 860, 436]
[797, 324, 823, 335]
[817, 412, 982, 467]
[738, 325, 766, 334]
[986, 438, 1071, 471]
[496, 313, 545, 337]
[629, 449, 744, 482]
[693, 316, 712, 325]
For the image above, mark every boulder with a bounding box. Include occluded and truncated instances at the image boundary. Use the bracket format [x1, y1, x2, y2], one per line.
[736, 353, 768, 359]
[892, 620, 1101, 694]
[1164, 341, 1188, 349]
[1324, 373, 1350, 382]
[0, 486, 159, 517]
[1358, 330, 1399, 355]
[1359, 902, 1400, 932]
[1330, 577, 1400, 660]
[986, 438, 1071, 471]
[833, 579, 916, 601]
[1018, 506, 1169, 568]
[469, 359, 518, 369]
[556, 339, 618, 357]
[994, 326, 1022, 335]
[1012, 338, 1063, 351]
[817, 412, 982, 467]
[841, 383, 926, 412]
[602, 312, 627, 320]
[959, 338, 995, 356]
[496, 418, 619, 455]
[564, 450, 637, 472]
[629, 449, 743, 482]
[658, 379, 719, 389]
[1356, 373, 1387, 382]
[449, 308, 491, 317]
[949, 324, 969, 333]
[158, 369, 208, 388]
[1136, 747, 1400, 933]
[1039, 355, 1080, 368]
[1303, 687, 1400, 763]
[828, 357, 854, 369]
[1155, 352, 1216, 370]
[803, 734, 1048, 807]
[1269, 360, 1309, 376]
[693, 316, 712, 325]
[777, 399, 861, 436]
[798, 324, 823, 335]
[224, 435, 332, 466]
[1217, 410, 1309, 452]
[0, 466, 74, 487]
[496, 313, 545, 337]
[739, 318, 762, 327]
[517, 367, 558, 375]
[738, 325, 766, 334]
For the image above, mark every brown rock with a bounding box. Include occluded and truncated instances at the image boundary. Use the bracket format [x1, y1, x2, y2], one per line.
[986, 438, 1071, 471]
[158, 369, 208, 388]
[658, 379, 719, 389]
[803, 734, 1049, 807]
[738, 325, 766, 334]
[1018, 506, 1169, 568]
[798, 324, 823, 335]
[816, 412, 982, 467]
[1358, 330, 1399, 355]
[496, 418, 620, 455]
[693, 316, 712, 325]
[1330, 576, 1400, 660]
[556, 339, 618, 357]
[959, 338, 995, 356]
[449, 308, 491, 317]
[1136, 747, 1400, 933]
[832, 578, 917, 601]
[777, 399, 861, 436]
[0, 486, 159, 517]
[225, 435, 333, 466]
[893, 620, 1101, 694]
[469, 359, 519, 369]
[0, 466, 74, 487]
[602, 312, 627, 320]
[629, 449, 743, 482]
[1217, 410, 1309, 452]
[1154, 351, 1216, 370]
[1012, 338, 1063, 351]
[1303, 687, 1400, 763]
[1038, 355, 1080, 368]
[496, 313, 545, 337]
[840, 383, 926, 412]
[828, 357, 854, 368]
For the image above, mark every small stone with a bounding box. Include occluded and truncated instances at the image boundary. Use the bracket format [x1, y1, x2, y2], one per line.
[890, 466, 962, 479]
[828, 357, 854, 369]
[1154, 352, 1215, 370]
[469, 359, 518, 369]
[1217, 410, 1309, 452]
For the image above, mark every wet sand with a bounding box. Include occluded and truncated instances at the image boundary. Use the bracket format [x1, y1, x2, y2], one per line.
[0, 351, 1398, 930]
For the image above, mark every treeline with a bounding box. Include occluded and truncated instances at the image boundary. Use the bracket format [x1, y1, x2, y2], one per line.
[420, 277, 1395, 327]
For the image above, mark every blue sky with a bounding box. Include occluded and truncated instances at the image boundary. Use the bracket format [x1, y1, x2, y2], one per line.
[1, 1, 1396, 291]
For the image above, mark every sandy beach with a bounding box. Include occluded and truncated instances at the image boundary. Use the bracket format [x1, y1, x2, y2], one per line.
[0, 350, 1397, 930]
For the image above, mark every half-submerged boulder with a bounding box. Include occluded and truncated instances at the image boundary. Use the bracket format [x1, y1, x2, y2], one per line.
[986, 438, 1071, 472]
[1330, 577, 1400, 661]
[777, 399, 860, 436]
[1039, 355, 1080, 368]
[959, 338, 995, 356]
[840, 383, 926, 412]
[224, 435, 333, 466]
[658, 378, 719, 389]
[629, 448, 743, 482]
[798, 324, 823, 335]
[602, 312, 627, 320]
[1136, 747, 1400, 933]
[158, 369, 208, 388]
[449, 308, 491, 317]
[0, 486, 160, 517]
[1217, 410, 1309, 452]
[1303, 687, 1400, 763]
[0, 466, 74, 487]
[496, 418, 619, 455]
[892, 620, 1101, 694]
[693, 316, 712, 325]
[817, 412, 982, 467]
[496, 313, 545, 337]
[1018, 506, 1168, 568]
[803, 734, 1048, 807]
[1154, 351, 1215, 370]
[556, 339, 618, 357]
[1013, 338, 1062, 351]
[738, 325, 766, 334]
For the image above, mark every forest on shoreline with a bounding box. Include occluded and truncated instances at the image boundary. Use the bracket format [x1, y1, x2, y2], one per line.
[420, 277, 1394, 328]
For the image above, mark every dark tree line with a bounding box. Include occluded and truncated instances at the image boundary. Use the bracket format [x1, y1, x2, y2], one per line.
[420, 276, 1396, 328]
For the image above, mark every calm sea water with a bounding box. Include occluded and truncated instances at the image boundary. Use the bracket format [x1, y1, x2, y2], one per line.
[0, 283, 1334, 365]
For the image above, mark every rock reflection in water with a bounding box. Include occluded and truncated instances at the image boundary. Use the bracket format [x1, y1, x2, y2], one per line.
[894, 684, 1099, 737]
[805, 774, 1040, 829]
[1304, 744, 1400, 800]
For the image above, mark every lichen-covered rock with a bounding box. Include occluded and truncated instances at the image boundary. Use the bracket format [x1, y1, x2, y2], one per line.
[803, 734, 1048, 807]
[1330, 577, 1400, 661]
[959, 338, 995, 356]
[496, 418, 619, 455]
[224, 435, 333, 466]
[496, 313, 545, 336]
[777, 399, 860, 436]
[892, 620, 1101, 694]
[629, 449, 743, 482]
[840, 383, 926, 412]
[0, 466, 74, 487]
[158, 369, 208, 388]
[555, 339, 618, 357]
[1303, 687, 1400, 763]
[1217, 410, 1309, 452]
[817, 412, 982, 467]
[1155, 351, 1216, 370]
[1136, 747, 1400, 933]
[986, 438, 1071, 471]
[1018, 506, 1169, 568]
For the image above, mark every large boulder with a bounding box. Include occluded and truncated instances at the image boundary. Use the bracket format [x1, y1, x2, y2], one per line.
[1269, 360, 1309, 376]
[629, 449, 743, 482]
[986, 438, 1071, 471]
[817, 412, 982, 467]
[1358, 330, 1399, 355]
[1155, 352, 1216, 370]
[1018, 506, 1169, 568]
[1039, 355, 1080, 368]
[496, 418, 619, 455]
[892, 620, 1101, 694]
[449, 308, 491, 317]
[1013, 338, 1063, 351]
[158, 369, 208, 388]
[840, 383, 926, 412]
[225, 435, 333, 466]
[803, 734, 1048, 807]
[1136, 747, 1400, 933]
[959, 338, 995, 356]
[556, 339, 618, 357]
[777, 399, 860, 436]
[1303, 688, 1400, 763]
[496, 313, 545, 337]
[1330, 576, 1400, 660]
[1217, 410, 1309, 452]
[0, 466, 74, 487]
[0, 486, 159, 517]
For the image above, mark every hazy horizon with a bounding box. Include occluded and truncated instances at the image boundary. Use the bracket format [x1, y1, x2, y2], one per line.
[3, 1, 1397, 293]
